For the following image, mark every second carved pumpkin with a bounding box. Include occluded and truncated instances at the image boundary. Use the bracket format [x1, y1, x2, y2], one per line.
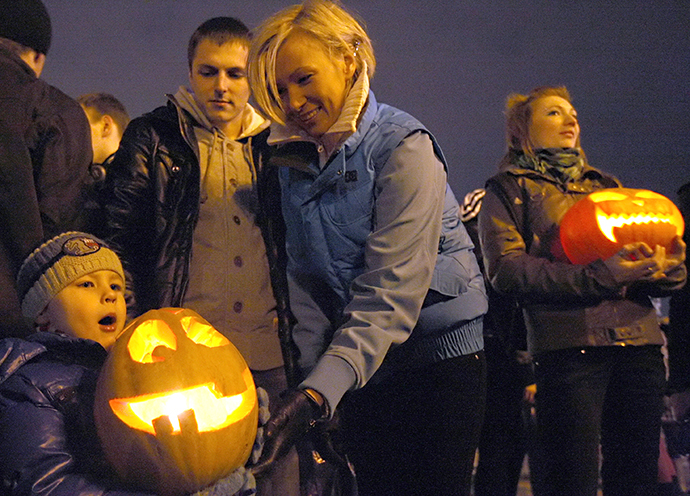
[560, 188, 684, 265]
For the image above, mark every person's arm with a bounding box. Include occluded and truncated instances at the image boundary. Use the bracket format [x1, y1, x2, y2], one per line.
[478, 176, 673, 303]
[100, 118, 158, 316]
[300, 131, 447, 411]
[32, 91, 92, 238]
[0, 388, 153, 496]
[0, 96, 44, 269]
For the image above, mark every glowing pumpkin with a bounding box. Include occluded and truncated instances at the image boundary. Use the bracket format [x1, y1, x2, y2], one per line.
[94, 308, 258, 496]
[560, 188, 684, 264]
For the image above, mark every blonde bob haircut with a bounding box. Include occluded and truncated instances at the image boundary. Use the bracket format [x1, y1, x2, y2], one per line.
[504, 86, 582, 157]
[248, 0, 375, 125]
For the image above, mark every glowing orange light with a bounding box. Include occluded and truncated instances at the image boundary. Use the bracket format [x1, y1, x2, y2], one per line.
[596, 208, 678, 243]
[109, 367, 256, 435]
[94, 308, 259, 496]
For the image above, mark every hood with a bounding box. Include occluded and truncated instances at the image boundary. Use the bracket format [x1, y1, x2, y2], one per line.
[171, 86, 270, 139]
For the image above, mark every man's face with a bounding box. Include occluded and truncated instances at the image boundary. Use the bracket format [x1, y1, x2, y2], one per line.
[189, 39, 250, 136]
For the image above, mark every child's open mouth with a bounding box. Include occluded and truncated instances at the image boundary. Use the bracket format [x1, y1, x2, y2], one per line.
[99, 314, 117, 332]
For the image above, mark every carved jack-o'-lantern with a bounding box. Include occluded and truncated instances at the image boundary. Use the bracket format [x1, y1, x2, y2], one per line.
[94, 308, 258, 496]
[560, 188, 685, 264]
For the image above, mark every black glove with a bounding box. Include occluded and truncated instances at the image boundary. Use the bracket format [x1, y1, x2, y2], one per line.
[250, 388, 324, 479]
[308, 409, 352, 469]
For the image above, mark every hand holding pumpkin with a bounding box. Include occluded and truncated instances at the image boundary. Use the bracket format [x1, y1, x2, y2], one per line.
[662, 235, 687, 275]
[625, 235, 686, 281]
[602, 241, 663, 285]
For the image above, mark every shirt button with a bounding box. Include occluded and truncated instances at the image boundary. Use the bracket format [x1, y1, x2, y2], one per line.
[233, 216, 241, 225]
[234, 256, 243, 267]
[233, 301, 243, 313]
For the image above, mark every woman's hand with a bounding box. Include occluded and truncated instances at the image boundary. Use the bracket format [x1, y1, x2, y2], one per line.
[602, 242, 663, 285]
[603, 237, 686, 285]
[662, 235, 687, 276]
[639, 236, 686, 280]
[251, 389, 323, 479]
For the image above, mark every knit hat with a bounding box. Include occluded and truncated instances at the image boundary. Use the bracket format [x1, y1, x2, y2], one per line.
[16, 232, 125, 322]
[0, 0, 52, 55]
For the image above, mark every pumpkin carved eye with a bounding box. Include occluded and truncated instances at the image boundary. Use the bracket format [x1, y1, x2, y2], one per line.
[128, 319, 177, 363]
[180, 315, 229, 347]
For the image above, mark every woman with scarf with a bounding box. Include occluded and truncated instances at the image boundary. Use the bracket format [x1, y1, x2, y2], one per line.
[478, 86, 686, 496]
[247, 1, 488, 494]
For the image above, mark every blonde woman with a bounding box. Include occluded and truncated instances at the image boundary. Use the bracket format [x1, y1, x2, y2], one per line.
[248, 1, 488, 494]
[478, 86, 686, 496]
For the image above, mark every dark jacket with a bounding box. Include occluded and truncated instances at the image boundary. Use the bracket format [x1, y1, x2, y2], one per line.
[99, 102, 297, 382]
[0, 333, 153, 496]
[478, 156, 687, 355]
[667, 180, 690, 392]
[0, 47, 92, 339]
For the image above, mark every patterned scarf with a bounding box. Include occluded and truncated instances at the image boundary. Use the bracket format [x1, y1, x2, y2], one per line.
[514, 148, 585, 183]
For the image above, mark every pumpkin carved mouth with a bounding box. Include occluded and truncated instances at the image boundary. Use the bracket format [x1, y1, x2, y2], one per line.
[596, 207, 678, 243]
[109, 367, 256, 435]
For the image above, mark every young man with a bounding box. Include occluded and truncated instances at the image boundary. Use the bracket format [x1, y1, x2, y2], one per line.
[0, 232, 259, 495]
[100, 18, 298, 495]
[78, 93, 131, 234]
[78, 93, 131, 168]
[0, 0, 92, 339]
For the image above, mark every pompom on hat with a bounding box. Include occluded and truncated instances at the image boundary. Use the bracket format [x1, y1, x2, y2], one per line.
[0, 0, 52, 55]
[16, 232, 124, 322]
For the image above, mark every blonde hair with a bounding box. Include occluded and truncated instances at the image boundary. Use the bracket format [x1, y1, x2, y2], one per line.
[248, 0, 375, 125]
[504, 86, 581, 157]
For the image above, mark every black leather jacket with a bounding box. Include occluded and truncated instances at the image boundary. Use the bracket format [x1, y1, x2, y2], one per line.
[99, 102, 296, 380]
[100, 101, 204, 313]
[478, 157, 687, 355]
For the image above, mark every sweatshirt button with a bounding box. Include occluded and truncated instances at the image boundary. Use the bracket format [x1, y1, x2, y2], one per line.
[233, 216, 241, 225]
[233, 301, 243, 313]
[234, 256, 243, 267]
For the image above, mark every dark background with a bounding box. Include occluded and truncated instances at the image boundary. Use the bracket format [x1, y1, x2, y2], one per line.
[42, 0, 690, 202]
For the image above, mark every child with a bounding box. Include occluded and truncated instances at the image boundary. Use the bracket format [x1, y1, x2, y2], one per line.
[0, 232, 262, 496]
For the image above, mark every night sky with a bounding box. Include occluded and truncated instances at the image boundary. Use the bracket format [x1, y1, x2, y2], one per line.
[42, 0, 690, 202]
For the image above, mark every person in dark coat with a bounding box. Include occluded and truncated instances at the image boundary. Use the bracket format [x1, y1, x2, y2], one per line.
[0, 0, 92, 340]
